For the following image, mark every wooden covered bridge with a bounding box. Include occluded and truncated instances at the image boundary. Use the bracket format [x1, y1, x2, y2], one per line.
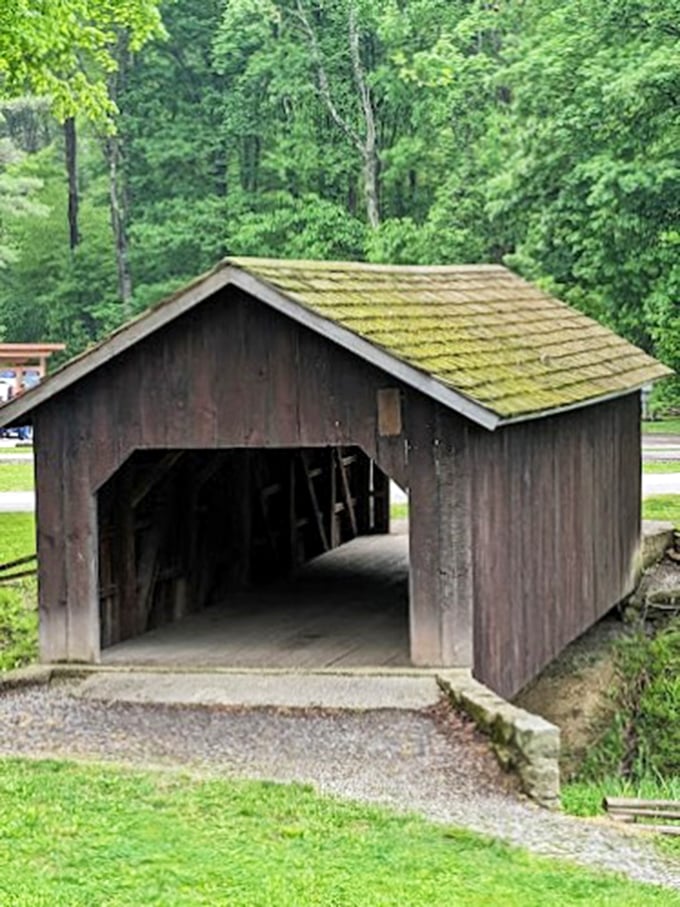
[0, 259, 670, 697]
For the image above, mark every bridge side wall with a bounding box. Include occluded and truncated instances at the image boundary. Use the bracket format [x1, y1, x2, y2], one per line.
[469, 393, 641, 698]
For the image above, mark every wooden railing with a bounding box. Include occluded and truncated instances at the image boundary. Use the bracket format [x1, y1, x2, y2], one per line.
[604, 797, 680, 836]
[0, 553, 37, 584]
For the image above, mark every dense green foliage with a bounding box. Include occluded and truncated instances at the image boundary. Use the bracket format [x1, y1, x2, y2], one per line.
[0, 0, 163, 121]
[636, 623, 680, 777]
[1, 759, 677, 905]
[0, 0, 677, 405]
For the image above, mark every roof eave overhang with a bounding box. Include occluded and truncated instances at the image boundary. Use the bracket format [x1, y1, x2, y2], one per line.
[495, 377, 670, 429]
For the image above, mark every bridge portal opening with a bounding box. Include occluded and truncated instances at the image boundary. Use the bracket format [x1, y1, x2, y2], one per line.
[97, 447, 410, 668]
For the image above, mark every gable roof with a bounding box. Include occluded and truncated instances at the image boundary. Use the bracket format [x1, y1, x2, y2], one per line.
[0, 257, 671, 432]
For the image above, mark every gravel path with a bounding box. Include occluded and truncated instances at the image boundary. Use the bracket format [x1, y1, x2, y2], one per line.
[1, 681, 678, 890]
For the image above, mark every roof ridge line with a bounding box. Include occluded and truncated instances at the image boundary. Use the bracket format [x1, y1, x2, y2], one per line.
[226, 256, 507, 274]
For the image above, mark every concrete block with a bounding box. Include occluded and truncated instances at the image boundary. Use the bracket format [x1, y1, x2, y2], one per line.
[641, 521, 675, 570]
[0, 665, 53, 692]
[437, 670, 561, 808]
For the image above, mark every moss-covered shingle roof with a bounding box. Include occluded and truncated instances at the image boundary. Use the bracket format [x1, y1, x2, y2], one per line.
[0, 256, 671, 432]
[230, 257, 672, 422]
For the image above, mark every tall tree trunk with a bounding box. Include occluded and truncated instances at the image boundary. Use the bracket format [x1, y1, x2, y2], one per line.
[64, 117, 80, 249]
[106, 134, 133, 312]
[363, 147, 380, 229]
[349, 6, 380, 228]
[294, 0, 381, 228]
[106, 32, 133, 313]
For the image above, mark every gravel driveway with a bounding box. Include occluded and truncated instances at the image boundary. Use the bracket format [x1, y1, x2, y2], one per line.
[1, 680, 678, 890]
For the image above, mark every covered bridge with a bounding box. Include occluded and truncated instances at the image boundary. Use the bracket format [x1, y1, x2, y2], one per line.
[0, 259, 670, 697]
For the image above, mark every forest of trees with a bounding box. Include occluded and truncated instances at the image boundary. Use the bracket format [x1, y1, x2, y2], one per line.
[1, 0, 678, 406]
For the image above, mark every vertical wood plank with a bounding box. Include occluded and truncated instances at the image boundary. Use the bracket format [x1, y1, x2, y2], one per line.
[62, 412, 100, 662]
[408, 400, 473, 667]
[436, 405, 473, 668]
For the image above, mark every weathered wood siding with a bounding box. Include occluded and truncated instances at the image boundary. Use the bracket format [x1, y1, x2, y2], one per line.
[33, 288, 472, 668]
[469, 394, 641, 698]
[408, 401, 473, 667]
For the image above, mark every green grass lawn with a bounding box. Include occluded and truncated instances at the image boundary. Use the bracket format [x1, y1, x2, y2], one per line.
[643, 460, 680, 474]
[643, 418, 680, 435]
[0, 513, 38, 671]
[0, 759, 676, 907]
[0, 579, 37, 670]
[0, 511, 36, 563]
[0, 461, 34, 492]
[642, 495, 680, 527]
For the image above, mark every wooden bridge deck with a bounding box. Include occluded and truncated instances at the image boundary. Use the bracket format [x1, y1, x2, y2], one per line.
[101, 526, 410, 669]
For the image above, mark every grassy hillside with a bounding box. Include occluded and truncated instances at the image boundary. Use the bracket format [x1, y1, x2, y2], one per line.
[1, 759, 677, 906]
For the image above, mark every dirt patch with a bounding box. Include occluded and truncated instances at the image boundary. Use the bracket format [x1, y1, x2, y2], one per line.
[513, 616, 628, 778]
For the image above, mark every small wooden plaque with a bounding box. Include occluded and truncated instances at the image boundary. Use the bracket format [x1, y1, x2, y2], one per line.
[377, 388, 402, 436]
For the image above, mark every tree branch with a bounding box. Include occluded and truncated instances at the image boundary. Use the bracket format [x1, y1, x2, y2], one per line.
[348, 6, 375, 157]
[291, 0, 363, 151]
[348, 5, 380, 227]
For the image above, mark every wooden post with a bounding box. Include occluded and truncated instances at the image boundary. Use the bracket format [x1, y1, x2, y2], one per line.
[36, 405, 101, 663]
[408, 403, 473, 667]
[330, 448, 339, 548]
[288, 454, 299, 567]
[113, 465, 137, 644]
[63, 472, 100, 662]
[221, 449, 252, 589]
[336, 448, 359, 538]
[371, 463, 390, 534]
[301, 451, 330, 551]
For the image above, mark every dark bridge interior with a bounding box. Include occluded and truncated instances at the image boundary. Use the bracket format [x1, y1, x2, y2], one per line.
[97, 447, 398, 654]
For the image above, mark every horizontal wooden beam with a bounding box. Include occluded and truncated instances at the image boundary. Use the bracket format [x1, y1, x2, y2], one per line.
[0, 569, 38, 584]
[0, 553, 37, 573]
[604, 797, 680, 812]
[0, 344, 65, 357]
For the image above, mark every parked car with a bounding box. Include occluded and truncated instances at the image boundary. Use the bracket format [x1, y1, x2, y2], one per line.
[0, 368, 39, 439]
[22, 372, 40, 390]
[1, 424, 32, 440]
[0, 377, 13, 404]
